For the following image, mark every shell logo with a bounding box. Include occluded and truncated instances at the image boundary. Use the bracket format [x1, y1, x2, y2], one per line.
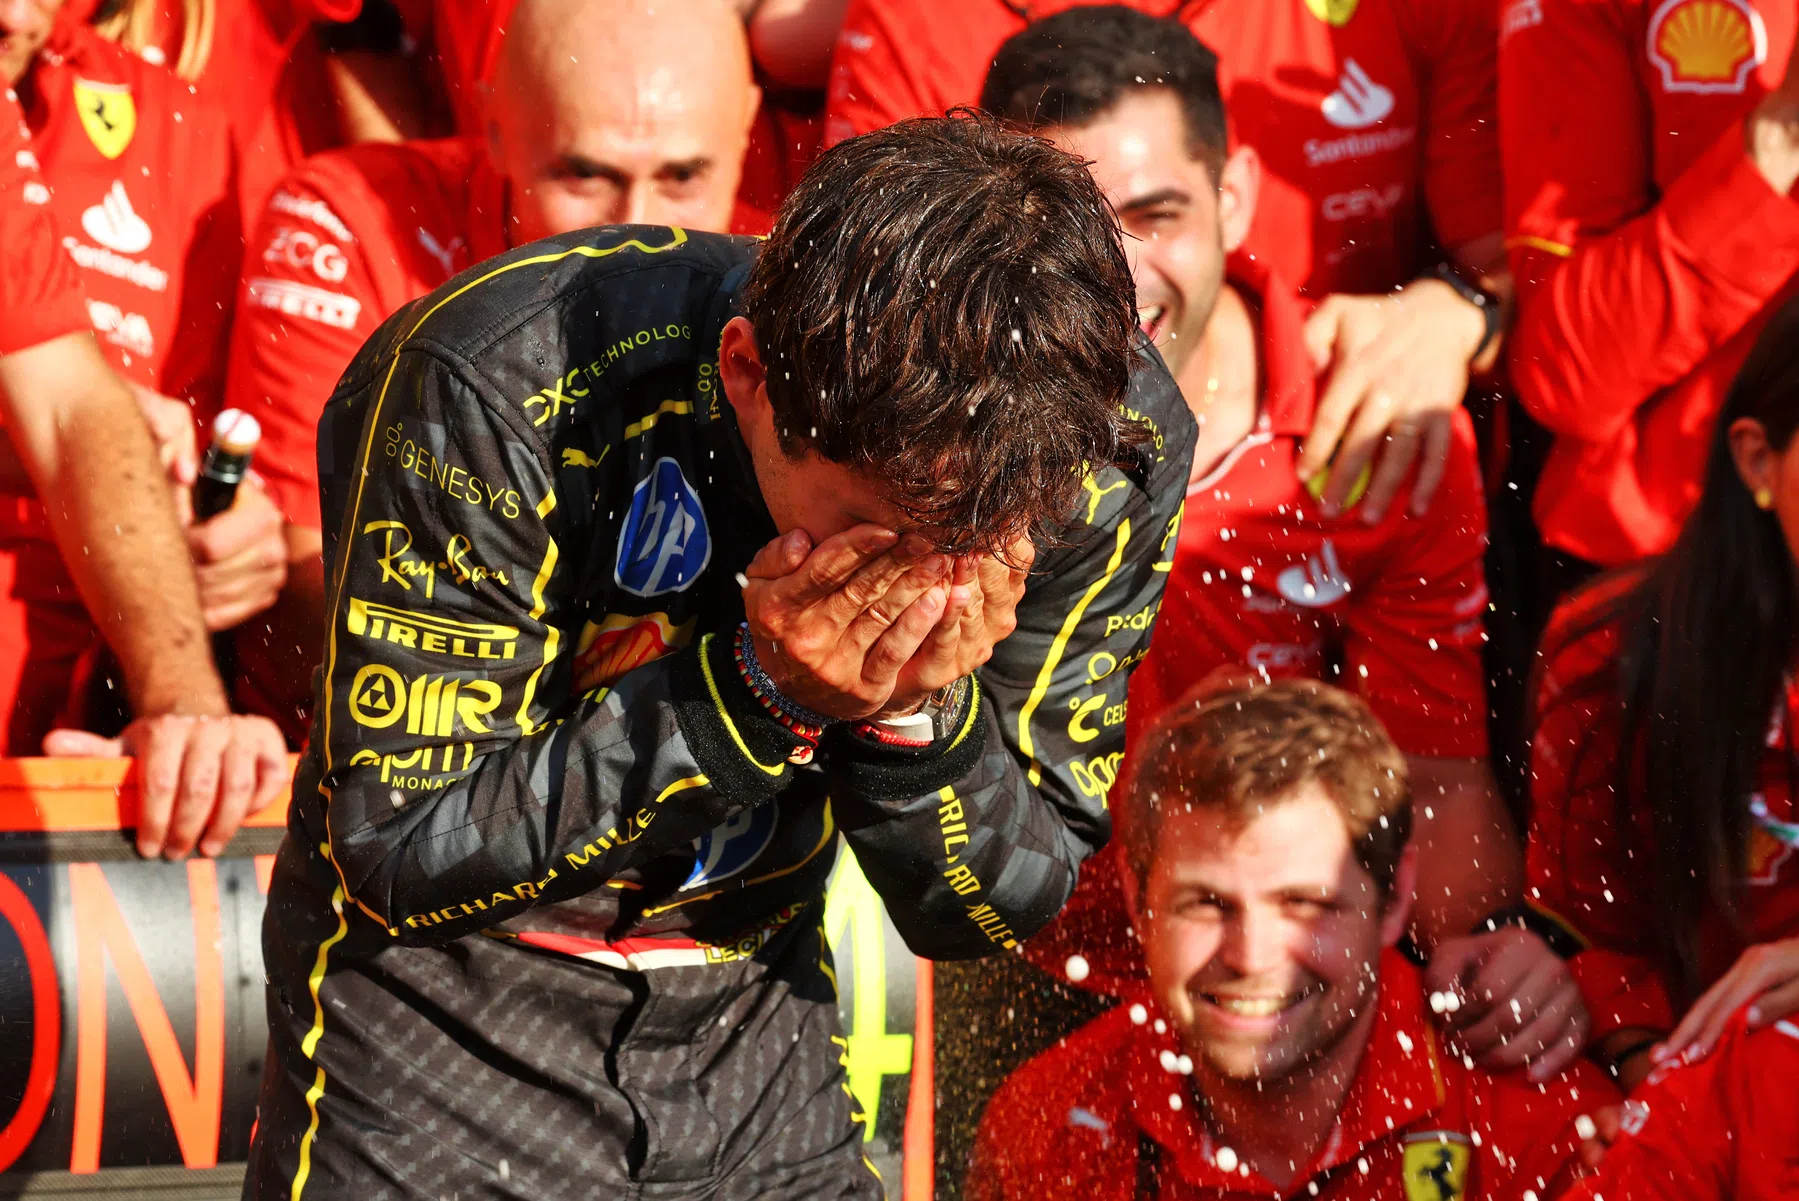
[1646, 0, 1768, 94]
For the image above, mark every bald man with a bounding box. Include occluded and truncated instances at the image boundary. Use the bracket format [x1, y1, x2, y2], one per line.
[220, 0, 761, 740]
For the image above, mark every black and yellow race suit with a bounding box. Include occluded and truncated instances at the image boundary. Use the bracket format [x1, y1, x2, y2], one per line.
[247, 227, 1194, 1201]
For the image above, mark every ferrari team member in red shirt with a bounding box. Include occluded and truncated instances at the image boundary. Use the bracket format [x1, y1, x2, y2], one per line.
[1527, 290, 1799, 1093]
[830, 0, 1512, 524]
[222, 0, 760, 739]
[982, 9, 1584, 1080]
[1562, 1010, 1799, 1201]
[0, 85, 287, 857]
[971, 680, 1613, 1201]
[0, 0, 290, 715]
[1501, 0, 1799, 578]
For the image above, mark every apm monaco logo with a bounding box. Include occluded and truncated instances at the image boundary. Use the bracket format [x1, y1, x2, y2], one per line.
[1647, 0, 1767, 94]
[614, 457, 711, 597]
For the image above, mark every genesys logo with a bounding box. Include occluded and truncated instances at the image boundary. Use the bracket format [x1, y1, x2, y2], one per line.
[614, 457, 711, 597]
[1320, 59, 1394, 129]
[80, 180, 151, 254]
[347, 597, 520, 660]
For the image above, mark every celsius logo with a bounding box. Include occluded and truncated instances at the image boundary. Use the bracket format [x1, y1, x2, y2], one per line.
[1321, 59, 1394, 129]
[682, 803, 780, 892]
[81, 181, 151, 254]
[615, 457, 711, 597]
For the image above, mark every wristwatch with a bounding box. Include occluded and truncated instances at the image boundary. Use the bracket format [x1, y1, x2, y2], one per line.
[1426, 261, 1503, 364]
[874, 677, 972, 745]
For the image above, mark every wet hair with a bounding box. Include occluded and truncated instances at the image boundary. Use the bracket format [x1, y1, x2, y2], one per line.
[742, 110, 1147, 555]
[1546, 291, 1799, 1002]
[979, 5, 1228, 181]
[1118, 677, 1412, 899]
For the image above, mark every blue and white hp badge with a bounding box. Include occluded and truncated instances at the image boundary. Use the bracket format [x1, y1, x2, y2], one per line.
[615, 457, 712, 597]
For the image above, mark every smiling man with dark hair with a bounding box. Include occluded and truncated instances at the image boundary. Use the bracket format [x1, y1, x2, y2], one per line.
[246, 111, 1193, 1200]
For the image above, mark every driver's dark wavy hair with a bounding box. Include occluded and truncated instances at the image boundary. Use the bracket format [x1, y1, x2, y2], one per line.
[1545, 290, 1799, 1002]
[742, 109, 1148, 555]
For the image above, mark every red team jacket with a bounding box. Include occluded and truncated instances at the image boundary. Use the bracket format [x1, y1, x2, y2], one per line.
[1022, 261, 1491, 998]
[825, 0, 1501, 297]
[1563, 1010, 1799, 1201]
[970, 952, 1611, 1201]
[1527, 576, 1799, 1042]
[1501, 0, 1799, 566]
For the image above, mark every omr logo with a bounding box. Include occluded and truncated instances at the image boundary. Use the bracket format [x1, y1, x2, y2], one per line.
[348, 664, 504, 735]
[614, 457, 711, 597]
[681, 802, 781, 891]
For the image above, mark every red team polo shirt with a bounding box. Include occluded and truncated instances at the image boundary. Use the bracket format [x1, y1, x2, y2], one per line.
[224, 137, 507, 530]
[1023, 262, 1490, 998]
[1527, 575, 1799, 1043]
[970, 951, 1610, 1201]
[825, 0, 1501, 297]
[1501, 0, 1799, 566]
[1562, 1010, 1799, 1201]
[28, 19, 237, 406]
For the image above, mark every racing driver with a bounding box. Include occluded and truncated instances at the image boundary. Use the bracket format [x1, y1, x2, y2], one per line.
[247, 111, 1194, 1199]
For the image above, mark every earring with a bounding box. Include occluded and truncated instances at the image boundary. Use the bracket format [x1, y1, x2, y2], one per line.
[1755, 488, 1775, 510]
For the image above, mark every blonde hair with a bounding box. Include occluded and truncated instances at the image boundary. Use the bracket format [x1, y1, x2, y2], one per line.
[95, 0, 215, 81]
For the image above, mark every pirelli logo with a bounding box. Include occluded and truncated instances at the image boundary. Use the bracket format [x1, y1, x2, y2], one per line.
[347, 597, 519, 660]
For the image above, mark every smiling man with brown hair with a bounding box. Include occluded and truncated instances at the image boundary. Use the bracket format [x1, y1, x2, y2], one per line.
[972, 678, 1613, 1201]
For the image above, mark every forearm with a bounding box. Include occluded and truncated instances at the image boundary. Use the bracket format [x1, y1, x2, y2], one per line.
[1408, 755, 1522, 950]
[330, 629, 816, 939]
[0, 335, 224, 717]
[1509, 122, 1799, 442]
[831, 686, 1086, 960]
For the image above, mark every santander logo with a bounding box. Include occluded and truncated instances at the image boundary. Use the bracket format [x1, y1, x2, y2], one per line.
[80, 180, 151, 254]
[1320, 59, 1395, 129]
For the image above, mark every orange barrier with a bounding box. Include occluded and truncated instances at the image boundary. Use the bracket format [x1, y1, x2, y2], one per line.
[0, 755, 295, 834]
[0, 756, 937, 1197]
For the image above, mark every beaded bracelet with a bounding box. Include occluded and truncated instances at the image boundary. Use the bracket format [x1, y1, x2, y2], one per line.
[733, 624, 833, 748]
